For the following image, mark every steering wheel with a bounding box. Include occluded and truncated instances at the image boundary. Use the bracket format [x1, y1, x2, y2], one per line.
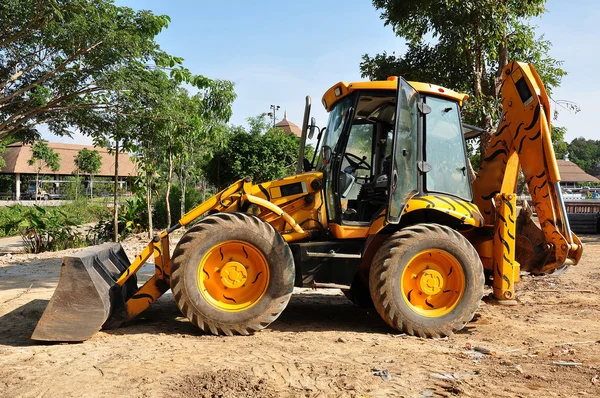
[344, 152, 371, 171]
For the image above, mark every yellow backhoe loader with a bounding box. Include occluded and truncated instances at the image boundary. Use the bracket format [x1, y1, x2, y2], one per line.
[32, 61, 582, 342]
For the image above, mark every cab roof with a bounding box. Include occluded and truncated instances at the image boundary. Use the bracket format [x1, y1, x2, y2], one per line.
[321, 77, 469, 112]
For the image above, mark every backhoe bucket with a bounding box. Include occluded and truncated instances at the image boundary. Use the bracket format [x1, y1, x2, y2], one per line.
[32, 243, 138, 342]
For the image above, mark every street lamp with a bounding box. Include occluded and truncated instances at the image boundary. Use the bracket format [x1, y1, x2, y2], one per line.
[267, 104, 280, 128]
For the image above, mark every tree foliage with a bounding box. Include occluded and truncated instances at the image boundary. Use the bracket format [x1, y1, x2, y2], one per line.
[568, 138, 600, 175]
[551, 126, 568, 160]
[74, 148, 101, 176]
[28, 140, 59, 201]
[0, 0, 172, 140]
[28, 140, 59, 172]
[205, 114, 306, 189]
[361, 0, 567, 160]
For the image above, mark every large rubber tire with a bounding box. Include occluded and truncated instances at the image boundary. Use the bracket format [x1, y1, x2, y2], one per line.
[369, 223, 484, 338]
[170, 212, 295, 336]
[342, 274, 374, 308]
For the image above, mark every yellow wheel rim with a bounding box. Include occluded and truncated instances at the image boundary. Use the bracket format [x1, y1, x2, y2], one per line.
[401, 250, 465, 317]
[198, 240, 270, 312]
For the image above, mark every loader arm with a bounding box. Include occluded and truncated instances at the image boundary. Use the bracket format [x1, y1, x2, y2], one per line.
[472, 61, 582, 275]
[33, 173, 325, 341]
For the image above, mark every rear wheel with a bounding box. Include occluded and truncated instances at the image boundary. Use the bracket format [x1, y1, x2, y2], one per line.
[369, 223, 484, 338]
[170, 212, 295, 335]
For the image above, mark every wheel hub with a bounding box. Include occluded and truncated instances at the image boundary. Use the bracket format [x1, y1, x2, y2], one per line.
[220, 261, 247, 289]
[418, 269, 444, 295]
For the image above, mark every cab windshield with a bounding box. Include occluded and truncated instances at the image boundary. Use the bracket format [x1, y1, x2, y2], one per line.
[323, 97, 352, 155]
[424, 96, 471, 200]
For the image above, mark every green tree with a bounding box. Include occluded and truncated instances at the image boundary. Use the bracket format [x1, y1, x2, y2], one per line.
[28, 140, 60, 202]
[174, 79, 236, 219]
[361, 0, 566, 163]
[205, 114, 306, 189]
[568, 138, 600, 174]
[0, 0, 172, 141]
[551, 126, 568, 160]
[74, 148, 102, 199]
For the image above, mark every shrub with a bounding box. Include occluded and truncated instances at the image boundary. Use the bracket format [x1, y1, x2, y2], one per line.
[153, 183, 205, 229]
[87, 196, 148, 244]
[10, 205, 86, 253]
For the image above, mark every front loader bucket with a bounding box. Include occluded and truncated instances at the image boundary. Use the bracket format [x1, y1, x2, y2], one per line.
[32, 243, 138, 342]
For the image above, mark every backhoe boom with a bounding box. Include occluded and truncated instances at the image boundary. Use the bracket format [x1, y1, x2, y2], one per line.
[472, 61, 582, 275]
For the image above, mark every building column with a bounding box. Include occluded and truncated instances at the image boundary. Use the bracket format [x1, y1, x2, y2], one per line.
[15, 173, 21, 200]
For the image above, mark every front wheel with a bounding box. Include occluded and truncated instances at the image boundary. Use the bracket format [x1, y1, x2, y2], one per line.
[369, 223, 484, 338]
[170, 212, 295, 336]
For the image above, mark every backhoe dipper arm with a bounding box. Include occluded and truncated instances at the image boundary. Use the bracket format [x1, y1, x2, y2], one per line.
[472, 61, 582, 275]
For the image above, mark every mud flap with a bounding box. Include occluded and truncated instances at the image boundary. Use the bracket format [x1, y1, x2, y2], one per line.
[31, 243, 138, 342]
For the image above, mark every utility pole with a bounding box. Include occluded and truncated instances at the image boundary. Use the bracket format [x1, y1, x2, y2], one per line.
[268, 104, 280, 128]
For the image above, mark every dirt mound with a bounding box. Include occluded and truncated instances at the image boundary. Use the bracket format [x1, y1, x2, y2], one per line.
[170, 369, 278, 398]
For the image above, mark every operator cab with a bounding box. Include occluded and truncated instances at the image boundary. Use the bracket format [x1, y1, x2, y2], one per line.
[318, 78, 472, 226]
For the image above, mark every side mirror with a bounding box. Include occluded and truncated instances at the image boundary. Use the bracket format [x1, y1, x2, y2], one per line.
[322, 145, 332, 165]
[308, 117, 317, 139]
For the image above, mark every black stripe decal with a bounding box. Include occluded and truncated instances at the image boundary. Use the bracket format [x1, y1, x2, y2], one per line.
[435, 196, 456, 211]
[491, 139, 507, 149]
[498, 213, 507, 225]
[525, 105, 540, 131]
[482, 190, 500, 201]
[517, 135, 527, 153]
[131, 293, 155, 301]
[506, 199, 514, 213]
[494, 122, 511, 137]
[252, 271, 263, 284]
[483, 149, 508, 163]
[513, 122, 525, 140]
[258, 184, 271, 201]
[534, 180, 548, 195]
[155, 264, 162, 275]
[529, 130, 541, 141]
[449, 198, 474, 219]
[223, 295, 237, 303]
[498, 229, 510, 254]
[413, 197, 436, 207]
[502, 274, 511, 289]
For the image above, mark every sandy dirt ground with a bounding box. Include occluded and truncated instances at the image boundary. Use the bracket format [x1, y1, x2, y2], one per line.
[0, 234, 599, 398]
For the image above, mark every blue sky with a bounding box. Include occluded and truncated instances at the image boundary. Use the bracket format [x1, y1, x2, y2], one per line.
[46, 0, 599, 144]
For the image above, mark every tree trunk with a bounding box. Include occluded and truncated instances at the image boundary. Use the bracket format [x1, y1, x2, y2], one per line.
[35, 170, 39, 203]
[202, 178, 206, 203]
[216, 154, 221, 191]
[165, 151, 173, 227]
[75, 170, 79, 201]
[180, 176, 187, 220]
[113, 139, 119, 242]
[146, 170, 153, 239]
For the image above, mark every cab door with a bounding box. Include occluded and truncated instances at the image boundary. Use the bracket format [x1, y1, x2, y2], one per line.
[387, 78, 420, 223]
